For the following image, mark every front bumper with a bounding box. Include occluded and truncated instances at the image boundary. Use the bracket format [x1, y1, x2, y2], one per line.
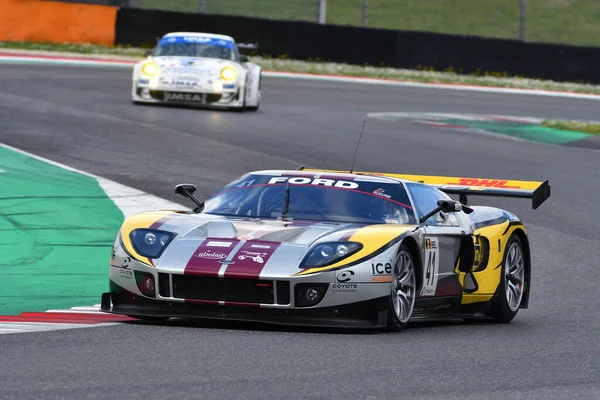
[132, 83, 242, 108]
[101, 283, 389, 329]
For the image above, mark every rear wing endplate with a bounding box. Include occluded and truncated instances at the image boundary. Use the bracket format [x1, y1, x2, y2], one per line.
[302, 169, 551, 209]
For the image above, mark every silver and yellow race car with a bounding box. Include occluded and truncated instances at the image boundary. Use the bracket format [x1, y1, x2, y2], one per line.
[101, 169, 550, 330]
[131, 32, 261, 110]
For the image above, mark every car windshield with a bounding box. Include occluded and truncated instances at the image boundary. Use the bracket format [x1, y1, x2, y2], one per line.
[155, 36, 236, 60]
[201, 174, 417, 225]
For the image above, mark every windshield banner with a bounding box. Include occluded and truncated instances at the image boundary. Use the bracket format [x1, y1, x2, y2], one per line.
[159, 36, 236, 49]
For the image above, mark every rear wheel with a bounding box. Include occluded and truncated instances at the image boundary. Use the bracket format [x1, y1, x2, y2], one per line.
[387, 244, 417, 331]
[487, 233, 525, 323]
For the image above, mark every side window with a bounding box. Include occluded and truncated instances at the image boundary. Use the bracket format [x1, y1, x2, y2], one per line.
[406, 183, 460, 227]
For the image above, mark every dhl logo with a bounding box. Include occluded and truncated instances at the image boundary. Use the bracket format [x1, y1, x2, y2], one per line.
[445, 178, 520, 189]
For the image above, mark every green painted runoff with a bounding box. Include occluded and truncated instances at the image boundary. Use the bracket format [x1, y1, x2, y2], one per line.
[0, 147, 124, 315]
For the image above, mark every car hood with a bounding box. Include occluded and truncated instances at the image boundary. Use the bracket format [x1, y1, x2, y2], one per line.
[120, 211, 415, 278]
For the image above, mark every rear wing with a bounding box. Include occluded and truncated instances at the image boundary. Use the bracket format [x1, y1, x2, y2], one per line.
[302, 169, 551, 209]
[237, 42, 259, 53]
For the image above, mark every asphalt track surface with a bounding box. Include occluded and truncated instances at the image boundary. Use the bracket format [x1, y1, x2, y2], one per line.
[1, 64, 599, 400]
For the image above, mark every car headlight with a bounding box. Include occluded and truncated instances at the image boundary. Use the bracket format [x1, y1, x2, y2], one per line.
[301, 242, 363, 268]
[220, 66, 237, 81]
[141, 62, 158, 77]
[129, 229, 176, 258]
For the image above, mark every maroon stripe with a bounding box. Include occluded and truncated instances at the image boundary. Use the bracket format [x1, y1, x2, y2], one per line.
[223, 301, 260, 307]
[149, 215, 174, 230]
[223, 240, 281, 279]
[184, 239, 238, 276]
[184, 299, 219, 305]
[339, 227, 360, 242]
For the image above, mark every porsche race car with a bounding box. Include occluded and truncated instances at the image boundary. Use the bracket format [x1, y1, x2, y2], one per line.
[131, 32, 261, 110]
[101, 169, 550, 330]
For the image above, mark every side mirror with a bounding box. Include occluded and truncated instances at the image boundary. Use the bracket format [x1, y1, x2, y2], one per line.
[437, 199, 462, 213]
[419, 199, 473, 224]
[174, 183, 197, 196]
[144, 49, 154, 57]
[239, 54, 249, 62]
[174, 184, 204, 213]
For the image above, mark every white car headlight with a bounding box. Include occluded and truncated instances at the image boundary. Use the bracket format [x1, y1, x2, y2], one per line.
[220, 66, 236, 81]
[141, 62, 158, 77]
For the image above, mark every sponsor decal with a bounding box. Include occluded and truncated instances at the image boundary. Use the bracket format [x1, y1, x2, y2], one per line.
[238, 235, 254, 241]
[235, 179, 256, 188]
[420, 237, 440, 296]
[336, 270, 355, 283]
[183, 36, 212, 42]
[207, 241, 232, 248]
[251, 244, 271, 249]
[223, 241, 281, 279]
[445, 178, 520, 189]
[195, 250, 227, 260]
[332, 283, 358, 293]
[373, 188, 391, 198]
[118, 269, 134, 280]
[110, 245, 117, 260]
[371, 261, 393, 282]
[268, 177, 359, 189]
[138, 79, 149, 84]
[237, 251, 266, 263]
[164, 92, 204, 102]
[170, 78, 200, 88]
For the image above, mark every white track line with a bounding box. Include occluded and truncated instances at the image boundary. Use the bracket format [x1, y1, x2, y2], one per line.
[0, 305, 123, 335]
[0, 143, 189, 217]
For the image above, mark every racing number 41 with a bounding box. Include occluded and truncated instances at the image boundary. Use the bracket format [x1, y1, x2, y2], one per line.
[420, 237, 439, 296]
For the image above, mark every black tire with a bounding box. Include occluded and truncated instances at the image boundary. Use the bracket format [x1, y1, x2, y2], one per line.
[387, 243, 417, 332]
[486, 233, 525, 323]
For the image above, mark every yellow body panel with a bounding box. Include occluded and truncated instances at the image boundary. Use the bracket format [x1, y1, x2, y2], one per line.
[295, 224, 415, 275]
[459, 221, 527, 304]
[120, 210, 176, 266]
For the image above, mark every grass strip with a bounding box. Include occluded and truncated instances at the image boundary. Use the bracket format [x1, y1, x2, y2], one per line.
[542, 120, 600, 135]
[2, 41, 600, 95]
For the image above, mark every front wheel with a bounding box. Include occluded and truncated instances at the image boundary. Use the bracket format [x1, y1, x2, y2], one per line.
[387, 244, 417, 331]
[487, 233, 526, 323]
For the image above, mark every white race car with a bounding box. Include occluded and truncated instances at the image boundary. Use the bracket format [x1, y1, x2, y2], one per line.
[131, 32, 261, 111]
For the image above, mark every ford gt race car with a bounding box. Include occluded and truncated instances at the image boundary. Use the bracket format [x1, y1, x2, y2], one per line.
[101, 169, 550, 331]
[131, 32, 261, 110]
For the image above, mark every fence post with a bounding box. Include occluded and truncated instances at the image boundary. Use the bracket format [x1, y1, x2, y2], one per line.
[199, 0, 207, 13]
[519, 0, 526, 41]
[317, 0, 327, 24]
[361, 0, 368, 27]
